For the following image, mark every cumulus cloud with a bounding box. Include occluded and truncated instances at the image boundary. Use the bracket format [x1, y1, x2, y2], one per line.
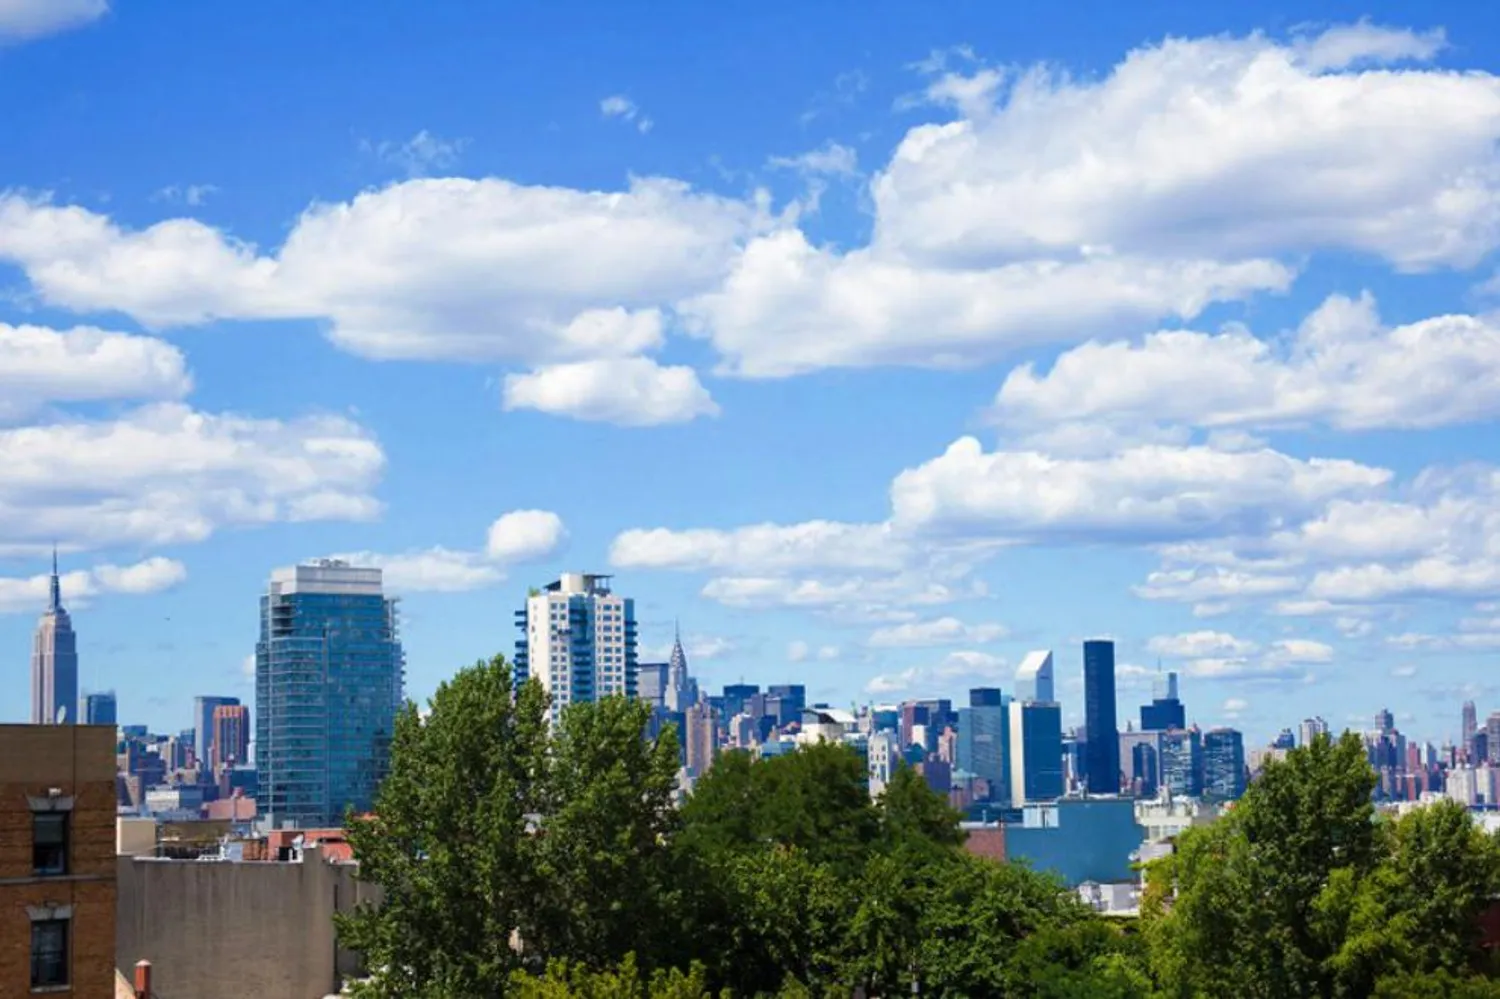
[0, 0, 107, 41]
[0, 178, 762, 362]
[872, 28, 1500, 271]
[890, 436, 1389, 542]
[867, 616, 1007, 648]
[865, 649, 1008, 696]
[0, 556, 185, 614]
[1147, 631, 1258, 658]
[993, 293, 1500, 434]
[335, 509, 568, 595]
[0, 323, 191, 415]
[0, 402, 384, 551]
[503, 356, 719, 425]
[485, 510, 567, 563]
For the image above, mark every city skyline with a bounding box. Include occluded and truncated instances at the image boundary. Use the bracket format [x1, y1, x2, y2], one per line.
[5, 3, 1500, 746]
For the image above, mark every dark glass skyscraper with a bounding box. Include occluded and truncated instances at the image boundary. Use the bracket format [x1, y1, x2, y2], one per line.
[1082, 639, 1119, 794]
[1140, 671, 1186, 731]
[31, 551, 78, 725]
[256, 560, 404, 829]
[1203, 727, 1247, 800]
[84, 691, 117, 727]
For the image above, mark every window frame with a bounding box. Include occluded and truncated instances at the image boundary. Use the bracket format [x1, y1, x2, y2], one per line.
[31, 810, 69, 877]
[30, 918, 70, 989]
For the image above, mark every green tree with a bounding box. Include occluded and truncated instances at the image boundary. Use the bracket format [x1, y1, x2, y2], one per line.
[877, 763, 966, 855]
[338, 655, 550, 998]
[1329, 800, 1500, 996]
[507, 954, 723, 999]
[520, 696, 682, 970]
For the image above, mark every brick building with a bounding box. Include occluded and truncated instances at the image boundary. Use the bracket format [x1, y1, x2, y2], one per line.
[0, 724, 118, 995]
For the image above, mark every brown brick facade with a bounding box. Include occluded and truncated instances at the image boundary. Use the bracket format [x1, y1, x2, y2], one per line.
[0, 725, 118, 998]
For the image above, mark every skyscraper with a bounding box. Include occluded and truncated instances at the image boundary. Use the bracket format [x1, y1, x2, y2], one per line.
[194, 695, 240, 770]
[1464, 701, 1479, 761]
[957, 689, 1009, 803]
[1160, 727, 1203, 797]
[31, 552, 79, 726]
[84, 691, 117, 727]
[1203, 728, 1247, 800]
[1083, 639, 1120, 794]
[256, 560, 405, 829]
[684, 700, 717, 779]
[1299, 716, 1330, 747]
[637, 662, 669, 709]
[1140, 671, 1186, 731]
[664, 627, 697, 712]
[1009, 699, 1064, 804]
[1014, 651, 1054, 703]
[515, 573, 637, 724]
[211, 703, 251, 770]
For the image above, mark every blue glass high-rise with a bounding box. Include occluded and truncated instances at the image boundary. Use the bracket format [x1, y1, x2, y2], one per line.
[84, 691, 117, 727]
[256, 560, 404, 829]
[957, 688, 1010, 803]
[1083, 639, 1120, 794]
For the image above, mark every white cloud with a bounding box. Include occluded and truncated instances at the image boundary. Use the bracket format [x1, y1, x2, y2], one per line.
[872, 28, 1500, 271]
[865, 649, 1009, 696]
[890, 436, 1388, 542]
[485, 510, 567, 563]
[768, 142, 860, 177]
[682, 233, 1289, 377]
[503, 356, 719, 425]
[0, 556, 185, 614]
[600, 95, 653, 133]
[1268, 638, 1335, 663]
[1308, 558, 1500, 602]
[611, 521, 908, 575]
[1147, 631, 1258, 658]
[993, 293, 1500, 434]
[336, 509, 568, 594]
[0, 323, 191, 415]
[1222, 697, 1250, 720]
[1135, 566, 1301, 604]
[867, 616, 1006, 648]
[332, 547, 504, 594]
[0, 402, 384, 551]
[641, 634, 733, 661]
[0, 0, 106, 41]
[363, 130, 469, 177]
[1292, 21, 1445, 72]
[0, 178, 763, 363]
[787, 640, 810, 662]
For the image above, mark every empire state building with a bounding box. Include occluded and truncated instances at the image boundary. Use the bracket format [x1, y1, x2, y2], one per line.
[31, 552, 78, 725]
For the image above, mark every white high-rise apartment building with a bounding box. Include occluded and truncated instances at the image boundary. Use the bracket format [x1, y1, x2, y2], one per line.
[517, 573, 637, 724]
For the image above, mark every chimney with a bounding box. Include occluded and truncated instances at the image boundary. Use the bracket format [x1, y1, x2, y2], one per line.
[134, 959, 152, 998]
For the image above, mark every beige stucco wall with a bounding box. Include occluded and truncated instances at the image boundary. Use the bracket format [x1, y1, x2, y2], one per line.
[115, 846, 380, 999]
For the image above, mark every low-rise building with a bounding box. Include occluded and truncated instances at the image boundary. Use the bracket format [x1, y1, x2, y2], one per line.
[0, 724, 118, 996]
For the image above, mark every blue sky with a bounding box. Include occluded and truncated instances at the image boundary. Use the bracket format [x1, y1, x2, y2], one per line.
[3, 0, 1500, 746]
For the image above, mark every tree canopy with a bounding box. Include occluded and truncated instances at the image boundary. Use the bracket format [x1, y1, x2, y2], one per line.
[339, 656, 1500, 998]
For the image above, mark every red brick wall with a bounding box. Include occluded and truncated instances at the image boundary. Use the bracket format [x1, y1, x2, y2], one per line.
[963, 825, 1007, 862]
[0, 725, 118, 998]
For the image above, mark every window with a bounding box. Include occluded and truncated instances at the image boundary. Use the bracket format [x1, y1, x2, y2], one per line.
[30, 919, 69, 988]
[33, 812, 68, 876]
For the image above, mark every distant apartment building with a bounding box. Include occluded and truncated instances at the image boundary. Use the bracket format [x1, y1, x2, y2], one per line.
[0, 724, 117, 995]
[515, 573, 638, 725]
[211, 704, 251, 771]
[256, 560, 405, 829]
[684, 701, 718, 780]
[193, 696, 239, 772]
[1203, 728, 1247, 801]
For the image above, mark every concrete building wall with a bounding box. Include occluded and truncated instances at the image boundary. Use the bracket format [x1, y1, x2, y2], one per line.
[0, 724, 118, 998]
[116, 848, 380, 999]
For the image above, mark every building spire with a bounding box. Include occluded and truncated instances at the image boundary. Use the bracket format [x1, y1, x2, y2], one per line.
[48, 544, 61, 613]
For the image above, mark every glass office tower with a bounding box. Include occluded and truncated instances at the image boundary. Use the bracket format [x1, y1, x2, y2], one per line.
[84, 691, 117, 727]
[1083, 639, 1120, 794]
[256, 560, 404, 829]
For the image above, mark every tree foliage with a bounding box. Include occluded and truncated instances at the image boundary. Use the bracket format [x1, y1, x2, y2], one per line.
[340, 656, 1500, 998]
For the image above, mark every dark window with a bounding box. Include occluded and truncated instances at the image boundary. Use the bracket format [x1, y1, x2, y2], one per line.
[32, 812, 68, 876]
[30, 919, 69, 988]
